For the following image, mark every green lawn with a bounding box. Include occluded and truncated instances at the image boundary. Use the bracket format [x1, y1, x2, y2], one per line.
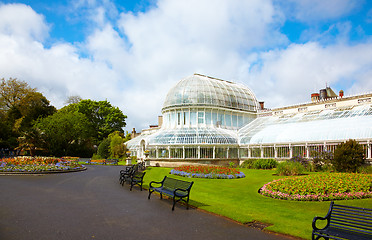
[142, 167, 372, 239]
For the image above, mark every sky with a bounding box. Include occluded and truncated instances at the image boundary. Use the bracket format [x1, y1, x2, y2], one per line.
[0, 0, 372, 132]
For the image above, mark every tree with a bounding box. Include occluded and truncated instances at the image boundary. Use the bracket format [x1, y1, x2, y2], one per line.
[9, 92, 56, 132]
[65, 95, 82, 105]
[75, 100, 127, 141]
[36, 111, 95, 157]
[109, 131, 126, 159]
[332, 139, 365, 172]
[0, 77, 36, 111]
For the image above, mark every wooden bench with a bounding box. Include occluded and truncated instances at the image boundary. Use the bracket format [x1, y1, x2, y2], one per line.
[312, 201, 372, 240]
[148, 176, 194, 211]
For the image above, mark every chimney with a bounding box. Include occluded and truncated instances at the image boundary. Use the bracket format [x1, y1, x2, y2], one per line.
[158, 116, 163, 127]
[259, 101, 264, 110]
[339, 90, 344, 98]
[311, 93, 320, 102]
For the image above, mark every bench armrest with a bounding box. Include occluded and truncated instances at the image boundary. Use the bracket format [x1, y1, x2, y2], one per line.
[149, 180, 163, 188]
[312, 216, 329, 231]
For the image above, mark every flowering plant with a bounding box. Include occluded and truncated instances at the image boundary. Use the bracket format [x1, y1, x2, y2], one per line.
[259, 173, 372, 201]
[170, 165, 245, 179]
[0, 157, 84, 173]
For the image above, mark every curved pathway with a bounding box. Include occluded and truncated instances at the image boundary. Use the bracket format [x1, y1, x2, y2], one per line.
[0, 165, 298, 240]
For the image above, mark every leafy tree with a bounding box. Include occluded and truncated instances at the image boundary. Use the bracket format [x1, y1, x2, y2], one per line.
[65, 95, 82, 105]
[16, 128, 45, 156]
[8, 92, 56, 132]
[74, 99, 127, 141]
[332, 139, 365, 172]
[97, 138, 111, 159]
[109, 131, 126, 159]
[36, 111, 94, 157]
[0, 77, 36, 111]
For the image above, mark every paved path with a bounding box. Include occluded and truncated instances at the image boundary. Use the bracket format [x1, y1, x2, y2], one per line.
[0, 166, 297, 240]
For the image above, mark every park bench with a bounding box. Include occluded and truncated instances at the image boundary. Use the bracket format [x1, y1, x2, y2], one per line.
[127, 171, 146, 191]
[119, 164, 138, 185]
[105, 159, 118, 165]
[312, 201, 372, 240]
[148, 176, 194, 211]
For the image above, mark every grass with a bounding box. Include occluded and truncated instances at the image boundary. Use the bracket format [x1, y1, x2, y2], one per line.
[141, 167, 372, 239]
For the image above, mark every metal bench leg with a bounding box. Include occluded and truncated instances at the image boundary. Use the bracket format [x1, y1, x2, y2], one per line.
[172, 197, 176, 211]
[148, 190, 153, 199]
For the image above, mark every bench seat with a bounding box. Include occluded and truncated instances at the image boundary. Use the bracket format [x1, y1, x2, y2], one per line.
[148, 176, 193, 211]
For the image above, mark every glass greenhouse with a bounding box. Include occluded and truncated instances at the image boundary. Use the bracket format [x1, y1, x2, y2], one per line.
[126, 73, 372, 165]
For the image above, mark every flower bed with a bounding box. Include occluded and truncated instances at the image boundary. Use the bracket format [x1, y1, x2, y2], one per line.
[0, 156, 85, 173]
[170, 165, 245, 179]
[260, 173, 372, 201]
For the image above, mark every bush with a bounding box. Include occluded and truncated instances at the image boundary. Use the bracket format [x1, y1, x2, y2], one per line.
[97, 138, 110, 159]
[332, 139, 365, 172]
[276, 161, 306, 176]
[310, 150, 333, 172]
[240, 159, 256, 169]
[252, 158, 277, 169]
[357, 165, 372, 174]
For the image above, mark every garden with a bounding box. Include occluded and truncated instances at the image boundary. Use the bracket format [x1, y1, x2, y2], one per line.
[0, 156, 85, 173]
[142, 165, 371, 239]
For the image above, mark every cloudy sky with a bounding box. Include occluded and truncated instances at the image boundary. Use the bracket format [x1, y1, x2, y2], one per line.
[1, 0, 372, 132]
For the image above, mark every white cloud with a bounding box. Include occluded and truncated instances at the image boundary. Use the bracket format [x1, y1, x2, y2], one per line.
[0, 1, 371, 132]
[0, 3, 49, 41]
[249, 42, 372, 108]
[281, 0, 361, 22]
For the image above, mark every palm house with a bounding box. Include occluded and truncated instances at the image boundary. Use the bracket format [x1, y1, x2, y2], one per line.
[126, 73, 372, 166]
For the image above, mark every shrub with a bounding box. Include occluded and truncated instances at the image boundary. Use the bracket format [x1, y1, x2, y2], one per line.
[332, 139, 365, 172]
[240, 159, 256, 169]
[310, 150, 333, 172]
[276, 161, 306, 176]
[97, 138, 110, 159]
[252, 158, 277, 169]
[357, 165, 372, 174]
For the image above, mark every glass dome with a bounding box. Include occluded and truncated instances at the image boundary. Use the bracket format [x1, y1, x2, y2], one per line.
[162, 73, 259, 112]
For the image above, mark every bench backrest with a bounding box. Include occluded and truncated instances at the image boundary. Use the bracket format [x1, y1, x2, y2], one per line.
[330, 202, 372, 235]
[163, 176, 193, 192]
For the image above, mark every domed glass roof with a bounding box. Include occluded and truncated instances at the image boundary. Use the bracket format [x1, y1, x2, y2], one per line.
[162, 74, 259, 112]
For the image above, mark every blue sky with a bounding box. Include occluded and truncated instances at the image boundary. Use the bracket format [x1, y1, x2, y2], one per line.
[0, 0, 372, 131]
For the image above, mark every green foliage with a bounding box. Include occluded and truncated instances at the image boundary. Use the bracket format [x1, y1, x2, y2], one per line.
[97, 138, 110, 159]
[36, 111, 94, 157]
[240, 159, 277, 169]
[74, 99, 127, 141]
[333, 139, 365, 172]
[240, 159, 256, 168]
[96, 131, 127, 159]
[109, 132, 126, 159]
[252, 158, 277, 169]
[276, 161, 306, 176]
[0, 78, 56, 149]
[357, 165, 372, 174]
[310, 150, 334, 172]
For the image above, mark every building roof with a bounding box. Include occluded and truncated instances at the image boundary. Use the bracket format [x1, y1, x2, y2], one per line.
[162, 73, 259, 112]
